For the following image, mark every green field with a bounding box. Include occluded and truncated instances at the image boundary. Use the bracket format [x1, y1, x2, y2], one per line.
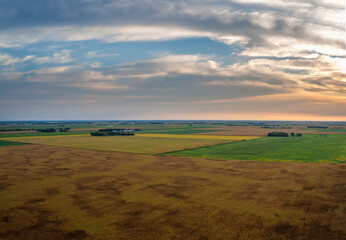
[0, 131, 90, 138]
[1, 121, 345, 240]
[0, 140, 28, 146]
[0, 124, 223, 137]
[7, 135, 233, 154]
[165, 134, 346, 163]
[305, 128, 346, 133]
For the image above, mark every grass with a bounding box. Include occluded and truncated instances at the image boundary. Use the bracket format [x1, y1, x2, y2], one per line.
[138, 128, 223, 134]
[6, 135, 234, 154]
[309, 128, 346, 133]
[0, 144, 344, 240]
[137, 133, 259, 140]
[0, 131, 91, 138]
[165, 134, 346, 163]
[0, 140, 29, 146]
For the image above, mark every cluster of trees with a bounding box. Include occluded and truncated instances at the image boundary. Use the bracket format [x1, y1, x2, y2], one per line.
[98, 128, 141, 132]
[267, 132, 289, 137]
[91, 128, 136, 136]
[315, 134, 328, 138]
[290, 132, 302, 137]
[307, 126, 328, 129]
[261, 126, 292, 129]
[0, 128, 32, 132]
[91, 131, 134, 136]
[37, 128, 70, 132]
[267, 132, 302, 137]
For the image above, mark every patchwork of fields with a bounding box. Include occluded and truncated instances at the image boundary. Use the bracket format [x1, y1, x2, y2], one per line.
[0, 140, 28, 146]
[6, 133, 344, 163]
[0, 145, 345, 240]
[0, 131, 90, 138]
[165, 134, 346, 163]
[0, 123, 345, 240]
[6, 135, 237, 154]
[137, 133, 259, 140]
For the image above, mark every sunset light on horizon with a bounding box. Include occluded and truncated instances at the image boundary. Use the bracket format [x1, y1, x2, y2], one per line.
[0, 0, 345, 121]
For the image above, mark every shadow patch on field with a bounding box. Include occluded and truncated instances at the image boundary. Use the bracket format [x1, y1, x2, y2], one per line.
[265, 219, 345, 240]
[140, 155, 200, 172]
[0, 145, 345, 240]
[147, 183, 187, 199]
[0, 176, 12, 191]
[71, 194, 102, 217]
[63, 230, 88, 240]
[146, 176, 215, 200]
[0, 200, 89, 240]
[44, 187, 60, 197]
[71, 173, 152, 217]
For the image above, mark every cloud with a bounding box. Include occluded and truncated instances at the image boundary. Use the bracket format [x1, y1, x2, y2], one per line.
[34, 50, 73, 64]
[0, 0, 344, 120]
[21, 52, 344, 96]
[87, 51, 118, 58]
[66, 82, 129, 91]
[0, 53, 35, 65]
[0, 0, 343, 55]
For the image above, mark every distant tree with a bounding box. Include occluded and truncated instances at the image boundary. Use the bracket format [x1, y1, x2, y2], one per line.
[37, 128, 56, 132]
[57, 128, 70, 132]
[91, 129, 135, 136]
[296, 133, 302, 137]
[267, 132, 289, 137]
[90, 131, 108, 136]
[290, 132, 295, 137]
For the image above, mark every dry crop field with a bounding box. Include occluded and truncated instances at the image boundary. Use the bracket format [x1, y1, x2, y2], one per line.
[3, 135, 240, 154]
[0, 143, 345, 240]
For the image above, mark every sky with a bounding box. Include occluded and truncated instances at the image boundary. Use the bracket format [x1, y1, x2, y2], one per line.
[0, 0, 345, 121]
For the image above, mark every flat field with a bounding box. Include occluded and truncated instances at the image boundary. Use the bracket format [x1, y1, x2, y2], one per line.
[6, 135, 235, 154]
[137, 133, 258, 140]
[0, 131, 90, 138]
[0, 140, 28, 146]
[165, 134, 346, 163]
[138, 128, 224, 134]
[197, 126, 346, 136]
[0, 145, 345, 240]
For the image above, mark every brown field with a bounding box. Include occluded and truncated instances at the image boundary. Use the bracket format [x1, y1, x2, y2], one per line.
[0, 144, 345, 240]
[5, 135, 234, 154]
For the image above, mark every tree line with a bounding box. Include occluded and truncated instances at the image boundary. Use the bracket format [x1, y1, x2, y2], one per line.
[37, 128, 70, 132]
[267, 132, 302, 137]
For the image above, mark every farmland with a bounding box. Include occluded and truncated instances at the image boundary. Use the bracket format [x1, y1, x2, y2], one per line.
[0, 120, 345, 240]
[165, 134, 346, 163]
[137, 133, 258, 140]
[0, 140, 28, 146]
[6, 135, 238, 154]
[0, 144, 345, 240]
[0, 131, 90, 138]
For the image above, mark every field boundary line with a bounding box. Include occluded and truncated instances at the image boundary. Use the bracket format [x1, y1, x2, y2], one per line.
[1, 134, 89, 140]
[6, 139, 242, 155]
[137, 133, 259, 140]
[157, 139, 250, 155]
